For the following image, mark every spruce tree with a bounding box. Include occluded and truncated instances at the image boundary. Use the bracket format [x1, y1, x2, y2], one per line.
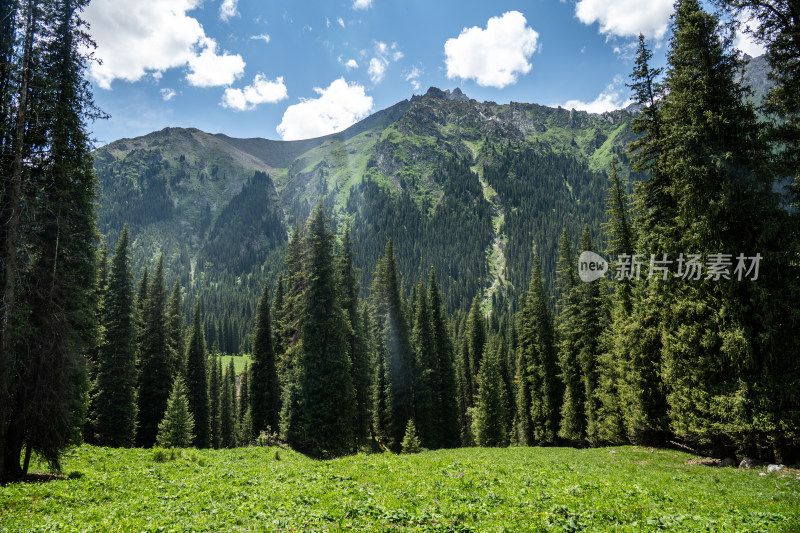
[555, 230, 585, 443]
[517, 256, 559, 445]
[251, 282, 280, 437]
[156, 376, 194, 448]
[338, 227, 371, 448]
[94, 226, 137, 447]
[209, 352, 222, 448]
[652, 0, 790, 459]
[166, 280, 186, 378]
[428, 269, 461, 448]
[220, 359, 235, 448]
[370, 240, 413, 451]
[282, 204, 355, 456]
[411, 281, 436, 448]
[185, 302, 210, 448]
[136, 255, 172, 447]
[472, 341, 510, 447]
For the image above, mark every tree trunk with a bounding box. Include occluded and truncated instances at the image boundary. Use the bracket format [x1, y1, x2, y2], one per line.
[0, 0, 35, 484]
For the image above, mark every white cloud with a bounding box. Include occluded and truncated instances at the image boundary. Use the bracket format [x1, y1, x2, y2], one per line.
[222, 75, 288, 111]
[444, 11, 539, 89]
[186, 37, 245, 87]
[343, 58, 359, 69]
[161, 88, 177, 101]
[84, 0, 205, 89]
[277, 78, 373, 140]
[575, 0, 673, 40]
[251, 34, 271, 43]
[368, 57, 387, 83]
[219, 0, 238, 21]
[367, 41, 402, 84]
[353, 0, 372, 10]
[560, 76, 632, 114]
[733, 10, 767, 57]
[338, 17, 345, 28]
[406, 67, 422, 91]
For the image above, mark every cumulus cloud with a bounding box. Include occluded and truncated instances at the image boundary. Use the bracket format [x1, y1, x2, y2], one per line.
[338, 17, 345, 28]
[186, 37, 245, 87]
[277, 78, 373, 140]
[560, 76, 632, 114]
[161, 88, 177, 101]
[575, 0, 673, 40]
[251, 34, 271, 43]
[353, 0, 372, 10]
[84, 0, 205, 89]
[219, 0, 238, 21]
[444, 11, 539, 89]
[222, 75, 288, 111]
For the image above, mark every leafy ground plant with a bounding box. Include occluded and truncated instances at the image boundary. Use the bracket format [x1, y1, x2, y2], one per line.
[0, 445, 798, 532]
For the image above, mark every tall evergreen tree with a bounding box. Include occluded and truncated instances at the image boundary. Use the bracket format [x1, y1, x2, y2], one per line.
[428, 269, 461, 448]
[411, 282, 436, 448]
[338, 227, 371, 448]
[250, 282, 280, 436]
[185, 302, 210, 448]
[136, 255, 172, 447]
[94, 226, 137, 447]
[370, 240, 414, 451]
[517, 256, 559, 446]
[1, 0, 101, 479]
[555, 230, 585, 443]
[282, 204, 355, 456]
[166, 280, 186, 378]
[472, 340, 510, 447]
[209, 352, 222, 449]
[220, 359, 236, 448]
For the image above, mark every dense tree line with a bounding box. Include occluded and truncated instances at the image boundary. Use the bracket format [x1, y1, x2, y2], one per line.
[2, 0, 798, 480]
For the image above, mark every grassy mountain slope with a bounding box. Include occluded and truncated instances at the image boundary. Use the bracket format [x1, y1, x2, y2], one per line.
[94, 88, 640, 343]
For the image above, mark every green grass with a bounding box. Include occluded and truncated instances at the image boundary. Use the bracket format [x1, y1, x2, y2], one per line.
[217, 354, 252, 374]
[1, 446, 798, 532]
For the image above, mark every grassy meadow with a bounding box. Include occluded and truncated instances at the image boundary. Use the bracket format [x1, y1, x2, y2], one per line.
[1, 445, 798, 532]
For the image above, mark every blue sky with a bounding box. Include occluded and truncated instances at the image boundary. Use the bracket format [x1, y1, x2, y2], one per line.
[83, 0, 764, 145]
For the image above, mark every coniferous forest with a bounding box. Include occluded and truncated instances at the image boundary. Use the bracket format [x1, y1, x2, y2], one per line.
[1, 0, 800, 486]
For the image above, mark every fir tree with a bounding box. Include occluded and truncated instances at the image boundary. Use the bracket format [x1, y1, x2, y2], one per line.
[282, 204, 355, 456]
[220, 359, 236, 448]
[555, 230, 585, 443]
[166, 280, 186, 378]
[185, 302, 210, 448]
[401, 419, 422, 454]
[428, 269, 461, 448]
[411, 281, 436, 448]
[370, 240, 413, 451]
[209, 352, 222, 449]
[94, 226, 137, 447]
[156, 376, 194, 448]
[472, 341, 510, 447]
[338, 227, 371, 448]
[250, 282, 280, 436]
[517, 256, 559, 445]
[137, 255, 172, 447]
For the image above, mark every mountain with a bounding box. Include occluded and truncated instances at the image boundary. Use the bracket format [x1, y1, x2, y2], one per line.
[95, 87, 641, 351]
